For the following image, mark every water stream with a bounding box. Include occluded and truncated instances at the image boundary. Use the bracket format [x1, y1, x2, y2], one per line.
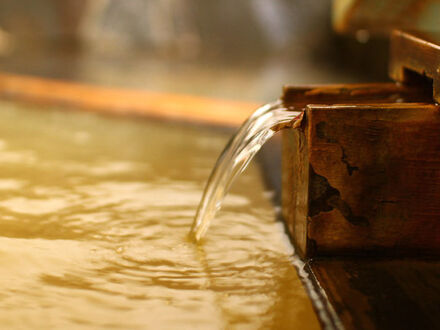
[191, 101, 303, 241]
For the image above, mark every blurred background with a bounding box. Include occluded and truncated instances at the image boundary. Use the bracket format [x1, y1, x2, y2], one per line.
[0, 0, 393, 103]
[4, 0, 436, 199]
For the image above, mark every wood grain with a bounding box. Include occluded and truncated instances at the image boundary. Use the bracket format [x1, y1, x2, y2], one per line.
[307, 103, 440, 256]
[281, 84, 438, 257]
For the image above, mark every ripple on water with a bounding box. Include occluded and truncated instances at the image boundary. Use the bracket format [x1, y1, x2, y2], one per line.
[0, 101, 320, 329]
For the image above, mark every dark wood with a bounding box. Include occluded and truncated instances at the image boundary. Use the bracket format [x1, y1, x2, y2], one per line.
[389, 30, 440, 102]
[281, 84, 440, 258]
[282, 82, 432, 107]
[308, 258, 440, 330]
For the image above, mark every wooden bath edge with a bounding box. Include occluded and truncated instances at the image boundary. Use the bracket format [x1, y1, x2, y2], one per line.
[0, 72, 259, 127]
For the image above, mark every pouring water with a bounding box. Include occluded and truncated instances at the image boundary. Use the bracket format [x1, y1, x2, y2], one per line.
[191, 101, 303, 240]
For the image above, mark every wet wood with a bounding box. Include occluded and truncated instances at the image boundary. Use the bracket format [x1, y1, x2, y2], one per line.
[282, 82, 433, 106]
[389, 30, 440, 102]
[0, 72, 258, 127]
[281, 84, 440, 258]
[308, 258, 440, 330]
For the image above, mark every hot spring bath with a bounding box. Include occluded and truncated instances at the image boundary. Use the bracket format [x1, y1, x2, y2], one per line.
[0, 101, 319, 329]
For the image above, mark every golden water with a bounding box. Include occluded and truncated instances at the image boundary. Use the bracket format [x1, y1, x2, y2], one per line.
[0, 101, 319, 329]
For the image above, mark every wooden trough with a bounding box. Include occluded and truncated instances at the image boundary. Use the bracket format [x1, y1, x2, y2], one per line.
[282, 30, 440, 258]
[280, 30, 440, 330]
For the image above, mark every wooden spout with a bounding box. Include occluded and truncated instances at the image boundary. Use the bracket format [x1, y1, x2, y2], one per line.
[281, 83, 440, 258]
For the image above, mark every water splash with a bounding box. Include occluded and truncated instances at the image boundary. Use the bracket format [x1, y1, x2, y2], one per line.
[191, 101, 303, 241]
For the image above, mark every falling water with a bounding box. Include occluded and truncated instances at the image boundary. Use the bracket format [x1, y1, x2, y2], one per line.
[191, 101, 303, 241]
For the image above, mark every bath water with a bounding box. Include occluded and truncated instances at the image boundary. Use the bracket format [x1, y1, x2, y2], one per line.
[0, 101, 318, 329]
[191, 101, 302, 240]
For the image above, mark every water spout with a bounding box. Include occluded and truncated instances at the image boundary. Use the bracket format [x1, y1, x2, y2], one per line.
[191, 101, 303, 241]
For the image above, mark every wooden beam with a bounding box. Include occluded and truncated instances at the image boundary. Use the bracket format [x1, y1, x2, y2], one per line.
[0, 72, 259, 127]
[283, 102, 440, 257]
[281, 83, 440, 258]
[389, 30, 440, 102]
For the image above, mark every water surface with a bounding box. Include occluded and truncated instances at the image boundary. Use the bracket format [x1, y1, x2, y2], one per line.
[0, 101, 319, 329]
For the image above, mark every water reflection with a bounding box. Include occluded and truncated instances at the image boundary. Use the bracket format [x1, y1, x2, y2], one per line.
[0, 101, 319, 329]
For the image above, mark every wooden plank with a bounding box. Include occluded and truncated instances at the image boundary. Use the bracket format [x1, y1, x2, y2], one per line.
[0, 72, 259, 127]
[282, 83, 432, 106]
